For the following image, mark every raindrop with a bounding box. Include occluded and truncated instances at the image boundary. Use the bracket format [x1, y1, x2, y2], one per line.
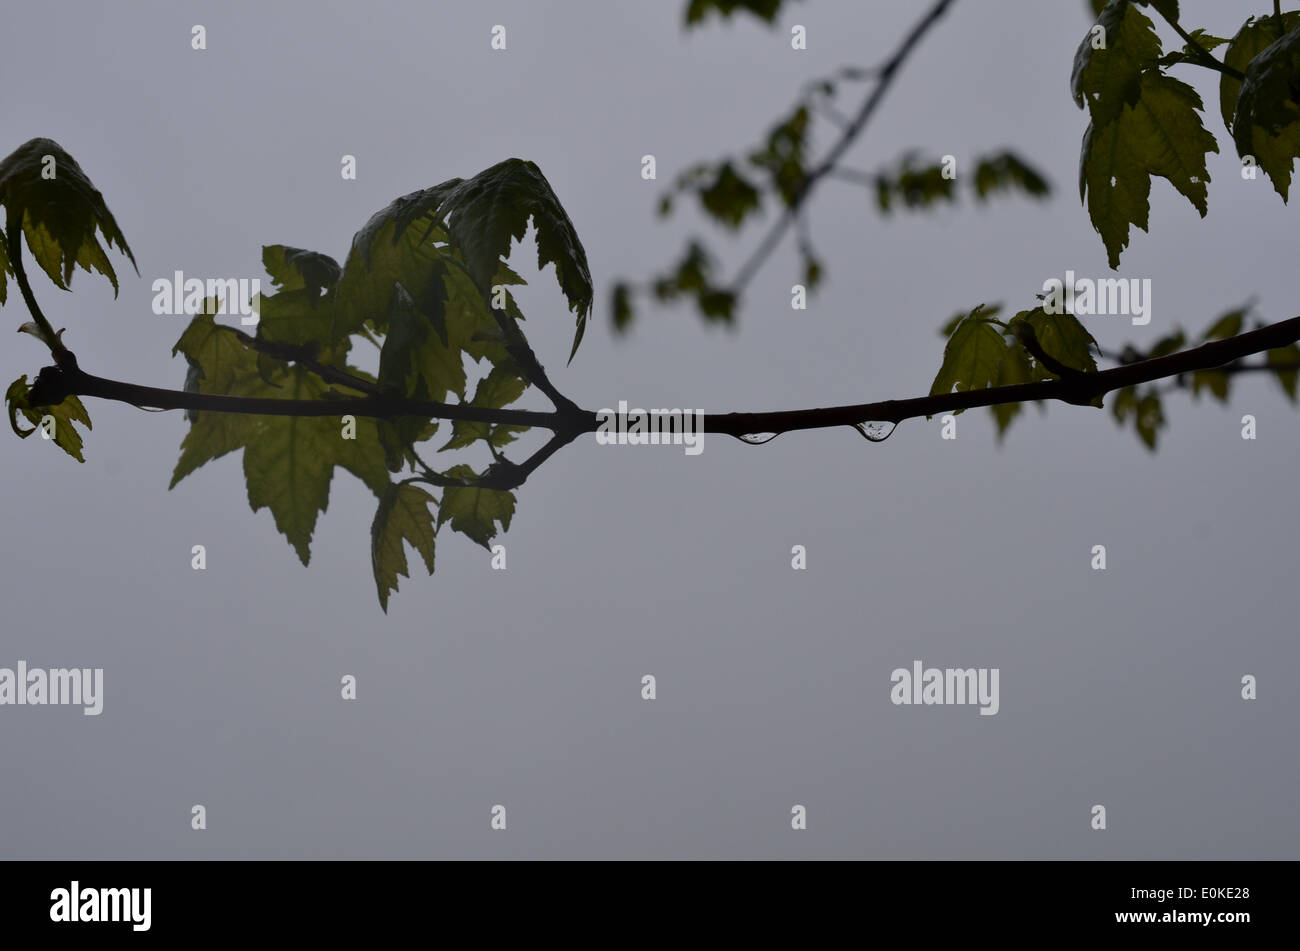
[852, 420, 897, 442]
[737, 432, 781, 445]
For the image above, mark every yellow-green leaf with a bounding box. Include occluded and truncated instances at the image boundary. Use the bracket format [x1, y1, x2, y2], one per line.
[0, 138, 137, 295]
[5, 375, 92, 461]
[370, 482, 437, 612]
[438, 464, 516, 548]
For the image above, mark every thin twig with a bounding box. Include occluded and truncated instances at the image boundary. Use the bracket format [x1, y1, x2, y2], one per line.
[727, 0, 958, 296]
[826, 167, 879, 188]
[229, 327, 382, 395]
[7, 225, 71, 364]
[1153, 5, 1246, 80]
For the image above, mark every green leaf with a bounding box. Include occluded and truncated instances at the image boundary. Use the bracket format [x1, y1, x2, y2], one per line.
[938, 310, 967, 337]
[5, 375, 92, 462]
[1111, 384, 1138, 423]
[378, 280, 474, 404]
[449, 261, 518, 367]
[1010, 306, 1100, 376]
[0, 138, 137, 295]
[375, 413, 439, 474]
[698, 288, 737, 322]
[685, 0, 787, 28]
[930, 304, 1010, 409]
[378, 284, 437, 394]
[1072, 1, 1163, 128]
[802, 252, 822, 291]
[1184, 29, 1227, 52]
[169, 316, 262, 482]
[1266, 342, 1300, 400]
[172, 313, 258, 397]
[5, 376, 34, 437]
[696, 161, 762, 228]
[440, 364, 530, 452]
[1145, 329, 1186, 358]
[438, 464, 516, 548]
[431, 159, 593, 362]
[371, 279, 493, 470]
[653, 240, 737, 324]
[170, 330, 389, 562]
[261, 245, 340, 299]
[1224, 17, 1300, 198]
[1231, 24, 1300, 139]
[1138, 0, 1178, 25]
[336, 211, 451, 341]
[990, 343, 1034, 439]
[1130, 74, 1218, 215]
[370, 482, 438, 612]
[242, 369, 389, 564]
[1135, 390, 1164, 449]
[1112, 383, 1169, 448]
[875, 177, 892, 213]
[1078, 120, 1148, 265]
[971, 151, 1051, 201]
[875, 153, 957, 214]
[1157, 28, 1229, 67]
[255, 284, 351, 365]
[0, 225, 8, 304]
[748, 106, 809, 207]
[1190, 370, 1230, 402]
[171, 402, 255, 487]
[611, 282, 633, 332]
[1200, 305, 1248, 340]
[1079, 73, 1218, 266]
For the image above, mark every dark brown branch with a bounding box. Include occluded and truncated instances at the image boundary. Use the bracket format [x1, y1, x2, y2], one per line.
[29, 353, 573, 431]
[705, 314, 1300, 437]
[31, 315, 1300, 449]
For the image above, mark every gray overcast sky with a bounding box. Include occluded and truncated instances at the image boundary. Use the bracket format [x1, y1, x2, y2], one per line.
[1, 0, 1296, 859]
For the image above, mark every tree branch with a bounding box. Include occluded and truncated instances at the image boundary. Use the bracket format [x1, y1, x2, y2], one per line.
[705, 314, 1300, 437]
[28, 352, 576, 431]
[30, 314, 1300, 450]
[727, 0, 958, 295]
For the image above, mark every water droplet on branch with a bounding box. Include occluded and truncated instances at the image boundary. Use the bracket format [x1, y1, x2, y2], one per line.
[852, 420, 897, 442]
[737, 432, 781, 445]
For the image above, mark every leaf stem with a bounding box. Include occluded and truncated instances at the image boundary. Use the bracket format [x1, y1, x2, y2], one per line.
[6, 223, 71, 364]
[1154, 7, 1246, 80]
[231, 328, 382, 396]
